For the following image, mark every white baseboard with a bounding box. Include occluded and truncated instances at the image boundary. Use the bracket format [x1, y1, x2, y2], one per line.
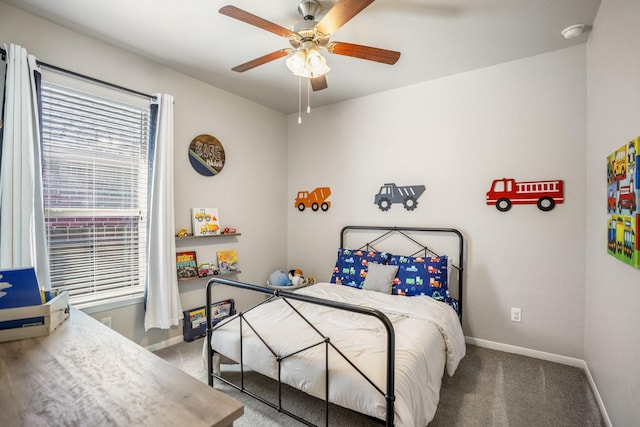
[583, 360, 613, 427]
[465, 336, 612, 427]
[465, 336, 584, 367]
[145, 335, 185, 352]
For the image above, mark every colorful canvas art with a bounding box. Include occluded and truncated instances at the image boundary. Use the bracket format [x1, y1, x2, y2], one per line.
[606, 137, 640, 268]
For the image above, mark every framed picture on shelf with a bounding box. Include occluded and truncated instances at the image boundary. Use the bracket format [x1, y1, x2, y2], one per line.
[176, 251, 199, 281]
[191, 208, 221, 236]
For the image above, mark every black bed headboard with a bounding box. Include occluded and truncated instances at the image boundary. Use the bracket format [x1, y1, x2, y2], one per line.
[340, 226, 465, 320]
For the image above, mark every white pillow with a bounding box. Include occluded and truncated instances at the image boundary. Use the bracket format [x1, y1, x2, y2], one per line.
[362, 262, 399, 294]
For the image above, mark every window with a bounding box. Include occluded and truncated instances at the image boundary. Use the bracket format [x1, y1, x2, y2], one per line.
[40, 72, 152, 306]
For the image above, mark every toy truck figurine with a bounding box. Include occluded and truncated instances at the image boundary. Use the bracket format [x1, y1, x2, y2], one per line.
[374, 183, 425, 211]
[486, 178, 564, 212]
[295, 187, 331, 212]
[198, 263, 219, 277]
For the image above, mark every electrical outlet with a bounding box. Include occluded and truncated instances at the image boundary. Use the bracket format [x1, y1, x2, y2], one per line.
[510, 307, 522, 323]
[101, 317, 112, 328]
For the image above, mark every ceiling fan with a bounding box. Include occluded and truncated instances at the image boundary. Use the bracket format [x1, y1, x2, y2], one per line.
[219, 0, 401, 92]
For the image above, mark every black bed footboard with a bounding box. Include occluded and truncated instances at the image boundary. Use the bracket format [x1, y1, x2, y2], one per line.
[205, 277, 396, 427]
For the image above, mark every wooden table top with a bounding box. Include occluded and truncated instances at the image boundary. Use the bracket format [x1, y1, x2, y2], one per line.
[0, 307, 243, 426]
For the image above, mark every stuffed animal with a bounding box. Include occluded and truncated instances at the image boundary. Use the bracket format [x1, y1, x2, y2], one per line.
[288, 269, 306, 286]
[269, 270, 291, 287]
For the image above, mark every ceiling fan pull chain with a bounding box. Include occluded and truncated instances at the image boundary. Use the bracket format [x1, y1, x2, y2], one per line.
[298, 76, 302, 124]
[307, 78, 311, 114]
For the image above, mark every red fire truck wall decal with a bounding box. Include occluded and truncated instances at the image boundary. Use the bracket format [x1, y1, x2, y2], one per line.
[486, 178, 564, 212]
[606, 137, 640, 268]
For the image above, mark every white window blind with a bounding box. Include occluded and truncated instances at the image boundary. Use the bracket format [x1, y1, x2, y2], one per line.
[40, 76, 151, 305]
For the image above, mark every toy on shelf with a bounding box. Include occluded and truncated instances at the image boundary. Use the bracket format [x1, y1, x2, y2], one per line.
[223, 227, 237, 234]
[288, 269, 307, 287]
[267, 269, 309, 288]
[198, 262, 220, 277]
[176, 228, 190, 238]
[268, 270, 290, 287]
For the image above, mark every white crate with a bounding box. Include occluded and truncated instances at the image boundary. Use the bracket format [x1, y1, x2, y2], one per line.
[0, 291, 70, 342]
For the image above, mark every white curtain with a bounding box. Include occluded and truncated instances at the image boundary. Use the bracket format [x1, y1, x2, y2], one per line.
[0, 44, 50, 290]
[144, 93, 182, 330]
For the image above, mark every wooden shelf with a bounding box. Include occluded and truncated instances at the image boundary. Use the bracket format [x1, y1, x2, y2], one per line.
[265, 282, 310, 291]
[175, 232, 241, 284]
[178, 271, 241, 285]
[176, 233, 241, 242]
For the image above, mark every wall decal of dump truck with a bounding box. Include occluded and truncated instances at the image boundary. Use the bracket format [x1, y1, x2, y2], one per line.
[374, 183, 425, 211]
[486, 178, 564, 212]
[295, 187, 331, 212]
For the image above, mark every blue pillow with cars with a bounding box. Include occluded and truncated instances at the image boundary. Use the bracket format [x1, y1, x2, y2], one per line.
[330, 248, 389, 289]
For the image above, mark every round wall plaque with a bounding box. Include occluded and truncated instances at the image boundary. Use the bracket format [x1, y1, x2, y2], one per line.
[188, 134, 226, 176]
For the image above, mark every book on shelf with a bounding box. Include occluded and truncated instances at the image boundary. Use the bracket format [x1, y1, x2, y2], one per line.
[217, 249, 239, 274]
[188, 308, 206, 329]
[210, 299, 235, 326]
[176, 251, 199, 280]
[191, 207, 220, 237]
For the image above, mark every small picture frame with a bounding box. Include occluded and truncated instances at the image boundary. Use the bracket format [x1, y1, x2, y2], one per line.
[191, 208, 221, 236]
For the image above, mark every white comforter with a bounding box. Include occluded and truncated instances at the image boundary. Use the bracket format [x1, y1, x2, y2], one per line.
[210, 283, 466, 426]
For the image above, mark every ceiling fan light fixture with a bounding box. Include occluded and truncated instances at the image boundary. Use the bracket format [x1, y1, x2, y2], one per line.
[286, 50, 308, 76]
[286, 48, 330, 78]
[306, 48, 330, 75]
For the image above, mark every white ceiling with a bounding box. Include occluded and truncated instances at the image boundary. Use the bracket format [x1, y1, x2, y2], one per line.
[3, 0, 601, 114]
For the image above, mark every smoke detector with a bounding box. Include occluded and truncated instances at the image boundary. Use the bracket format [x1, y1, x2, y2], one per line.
[561, 24, 585, 39]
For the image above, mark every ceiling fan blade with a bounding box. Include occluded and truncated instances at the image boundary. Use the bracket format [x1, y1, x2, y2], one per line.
[315, 0, 374, 36]
[231, 49, 291, 72]
[310, 75, 328, 91]
[327, 42, 400, 65]
[219, 5, 297, 39]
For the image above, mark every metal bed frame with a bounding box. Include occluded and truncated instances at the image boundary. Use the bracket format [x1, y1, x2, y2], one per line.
[205, 226, 464, 426]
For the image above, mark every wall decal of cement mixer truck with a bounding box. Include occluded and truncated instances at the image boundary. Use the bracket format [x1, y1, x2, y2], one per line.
[486, 178, 564, 212]
[295, 187, 331, 212]
[374, 183, 426, 211]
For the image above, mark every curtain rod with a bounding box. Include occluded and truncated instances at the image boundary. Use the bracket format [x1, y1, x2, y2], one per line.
[0, 47, 156, 101]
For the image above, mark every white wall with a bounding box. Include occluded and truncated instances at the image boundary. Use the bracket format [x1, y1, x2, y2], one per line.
[287, 46, 587, 358]
[586, 0, 640, 425]
[0, 3, 289, 347]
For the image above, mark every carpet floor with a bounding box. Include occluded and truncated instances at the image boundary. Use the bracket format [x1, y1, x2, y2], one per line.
[154, 339, 605, 426]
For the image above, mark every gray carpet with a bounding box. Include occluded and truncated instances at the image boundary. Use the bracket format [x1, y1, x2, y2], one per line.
[154, 339, 605, 426]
